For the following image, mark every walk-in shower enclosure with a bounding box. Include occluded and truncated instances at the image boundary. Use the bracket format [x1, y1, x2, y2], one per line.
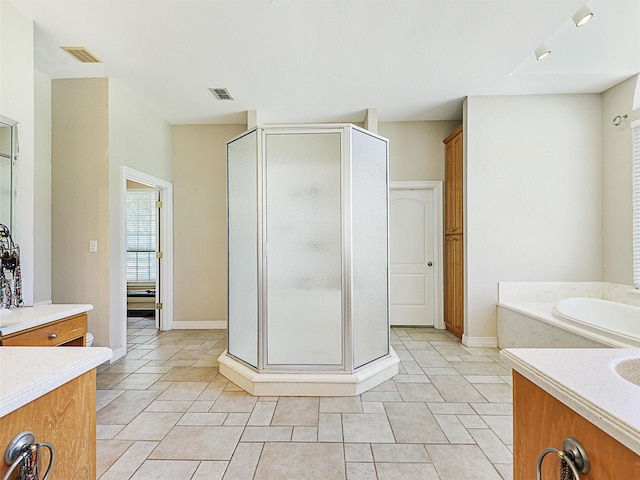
[219, 124, 399, 396]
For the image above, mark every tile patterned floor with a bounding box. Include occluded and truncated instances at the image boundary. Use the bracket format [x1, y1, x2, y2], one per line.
[96, 318, 514, 479]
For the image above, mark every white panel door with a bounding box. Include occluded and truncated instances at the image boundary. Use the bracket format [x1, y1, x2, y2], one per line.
[389, 188, 435, 326]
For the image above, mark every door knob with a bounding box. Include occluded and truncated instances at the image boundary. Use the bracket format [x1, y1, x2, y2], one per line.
[427, 262, 433, 267]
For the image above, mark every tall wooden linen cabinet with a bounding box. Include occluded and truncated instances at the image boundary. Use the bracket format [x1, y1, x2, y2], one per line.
[443, 126, 463, 338]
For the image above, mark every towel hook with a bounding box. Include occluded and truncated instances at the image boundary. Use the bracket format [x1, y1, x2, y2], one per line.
[537, 437, 589, 480]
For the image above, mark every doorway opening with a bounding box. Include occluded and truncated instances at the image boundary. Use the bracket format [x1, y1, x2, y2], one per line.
[122, 167, 173, 355]
[126, 181, 159, 328]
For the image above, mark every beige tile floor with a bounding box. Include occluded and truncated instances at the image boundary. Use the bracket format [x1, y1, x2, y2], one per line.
[96, 318, 514, 479]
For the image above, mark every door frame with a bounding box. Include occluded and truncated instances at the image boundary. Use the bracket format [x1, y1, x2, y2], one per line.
[121, 166, 174, 337]
[389, 181, 444, 329]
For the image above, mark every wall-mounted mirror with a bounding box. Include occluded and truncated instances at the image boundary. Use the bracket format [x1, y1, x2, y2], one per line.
[0, 115, 18, 239]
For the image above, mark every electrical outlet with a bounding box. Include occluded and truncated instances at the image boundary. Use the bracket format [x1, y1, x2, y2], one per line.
[89, 240, 98, 253]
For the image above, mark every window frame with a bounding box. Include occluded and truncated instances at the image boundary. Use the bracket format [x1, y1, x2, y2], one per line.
[632, 120, 640, 288]
[126, 188, 159, 284]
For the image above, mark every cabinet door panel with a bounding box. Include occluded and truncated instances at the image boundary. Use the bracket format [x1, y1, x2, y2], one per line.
[444, 235, 463, 338]
[513, 372, 640, 479]
[0, 371, 96, 479]
[444, 127, 463, 234]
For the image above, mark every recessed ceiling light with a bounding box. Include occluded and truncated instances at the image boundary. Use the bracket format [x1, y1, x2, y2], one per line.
[209, 88, 234, 101]
[61, 46, 102, 63]
[572, 5, 594, 27]
[534, 44, 551, 61]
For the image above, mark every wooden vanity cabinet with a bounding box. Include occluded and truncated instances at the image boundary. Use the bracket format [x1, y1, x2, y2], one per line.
[0, 370, 96, 480]
[513, 371, 640, 479]
[0, 313, 87, 346]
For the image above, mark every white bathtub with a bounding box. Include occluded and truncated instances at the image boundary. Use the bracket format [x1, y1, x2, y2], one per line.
[552, 297, 640, 347]
[497, 297, 640, 349]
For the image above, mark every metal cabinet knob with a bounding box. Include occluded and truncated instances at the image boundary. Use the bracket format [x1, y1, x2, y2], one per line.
[49, 333, 57, 340]
[427, 261, 433, 266]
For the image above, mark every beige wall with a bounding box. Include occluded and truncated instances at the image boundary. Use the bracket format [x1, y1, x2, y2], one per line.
[172, 124, 246, 323]
[34, 70, 52, 303]
[465, 94, 603, 342]
[52, 77, 172, 353]
[108, 78, 172, 180]
[127, 180, 154, 189]
[170, 122, 453, 325]
[602, 75, 638, 284]
[379, 121, 461, 181]
[52, 78, 111, 345]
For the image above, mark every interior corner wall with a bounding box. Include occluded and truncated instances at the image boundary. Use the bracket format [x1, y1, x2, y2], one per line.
[34, 70, 52, 304]
[108, 78, 172, 180]
[172, 124, 246, 325]
[378, 121, 461, 181]
[108, 78, 172, 352]
[0, 0, 35, 305]
[52, 78, 110, 347]
[602, 75, 638, 285]
[465, 94, 603, 340]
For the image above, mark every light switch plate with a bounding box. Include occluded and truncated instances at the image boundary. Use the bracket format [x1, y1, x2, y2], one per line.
[89, 240, 98, 253]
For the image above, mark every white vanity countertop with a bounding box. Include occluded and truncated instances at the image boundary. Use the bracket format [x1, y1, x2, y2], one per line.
[0, 346, 112, 417]
[0, 304, 93, 337]
[500, 348, 640, 456]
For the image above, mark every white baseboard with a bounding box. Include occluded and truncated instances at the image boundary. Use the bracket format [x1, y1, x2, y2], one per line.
[110, 346, 126, 363]
[172, 320, 227, 330]
[462, 334, 498, 348]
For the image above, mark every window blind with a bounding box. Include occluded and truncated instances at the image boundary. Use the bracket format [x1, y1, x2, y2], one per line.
[126, 189, 158, 282]
[632, 122, 640, 288]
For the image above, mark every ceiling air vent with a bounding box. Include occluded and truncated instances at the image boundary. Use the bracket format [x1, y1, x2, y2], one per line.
[209, 88, 234, 101]
[61, 46, 102, 63]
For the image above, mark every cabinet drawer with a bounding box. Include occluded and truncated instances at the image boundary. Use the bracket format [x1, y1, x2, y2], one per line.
[1, 314, 87, 346]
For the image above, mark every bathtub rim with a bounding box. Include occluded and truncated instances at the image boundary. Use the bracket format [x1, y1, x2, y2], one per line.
[551, 297, 640, 348]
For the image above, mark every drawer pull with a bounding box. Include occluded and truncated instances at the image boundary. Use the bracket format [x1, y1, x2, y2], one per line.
[49, 333, 58, 340]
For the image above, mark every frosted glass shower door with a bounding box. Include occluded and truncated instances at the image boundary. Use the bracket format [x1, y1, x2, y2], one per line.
[227, 131, 259, 368]
[351, 128, 389, 368]
[265, 132, 343, 366]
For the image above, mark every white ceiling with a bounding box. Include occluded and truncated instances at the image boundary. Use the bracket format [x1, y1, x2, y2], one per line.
[9, 0, 640, 124]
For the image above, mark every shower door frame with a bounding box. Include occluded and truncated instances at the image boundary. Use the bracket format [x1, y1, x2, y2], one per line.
[259, 126, 350, 372]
